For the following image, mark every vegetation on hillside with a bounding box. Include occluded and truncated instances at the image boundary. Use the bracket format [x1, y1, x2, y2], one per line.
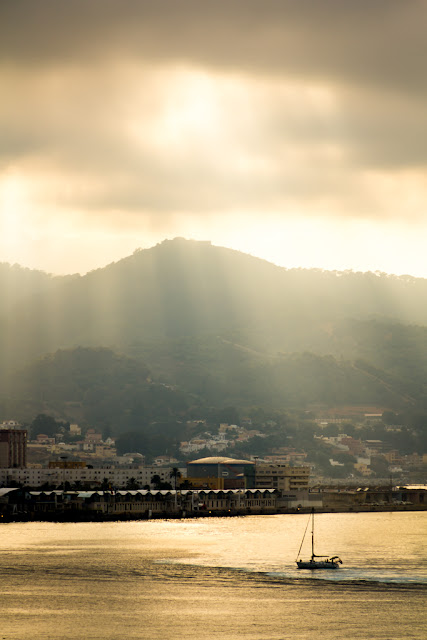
[1, 238, 427, 439]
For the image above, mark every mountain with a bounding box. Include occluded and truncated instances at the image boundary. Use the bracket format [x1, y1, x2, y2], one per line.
[2, 237, 427, 424]
[3, 237, 427, 364]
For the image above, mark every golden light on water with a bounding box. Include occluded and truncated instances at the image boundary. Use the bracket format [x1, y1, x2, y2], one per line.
[0, 514, 426, 639]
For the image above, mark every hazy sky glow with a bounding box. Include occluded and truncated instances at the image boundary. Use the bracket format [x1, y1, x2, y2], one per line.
[1, 0, 427, 276]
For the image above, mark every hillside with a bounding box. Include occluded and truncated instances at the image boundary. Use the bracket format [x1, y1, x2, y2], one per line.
[0, 344, 409, 430]
[2, 347, 188, 427]
[2, 238, 427, 423]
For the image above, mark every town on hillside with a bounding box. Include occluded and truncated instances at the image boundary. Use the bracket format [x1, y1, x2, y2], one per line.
[0, 411, 426, 520]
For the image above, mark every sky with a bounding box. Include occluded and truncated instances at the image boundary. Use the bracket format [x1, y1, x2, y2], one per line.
[1, 0, 427, 277]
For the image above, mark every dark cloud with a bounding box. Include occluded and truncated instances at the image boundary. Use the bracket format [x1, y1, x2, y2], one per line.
[1, 0, 426, 232]
[1, 1, 426, 97]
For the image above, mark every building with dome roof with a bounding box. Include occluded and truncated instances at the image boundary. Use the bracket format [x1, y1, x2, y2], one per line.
[186, 456, 311, 492]
[186, 456, 255, 489]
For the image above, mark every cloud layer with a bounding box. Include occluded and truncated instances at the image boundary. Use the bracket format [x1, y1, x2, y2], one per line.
[1, 1, 427, 274]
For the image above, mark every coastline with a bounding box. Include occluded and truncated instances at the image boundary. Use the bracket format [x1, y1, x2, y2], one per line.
[2, 502, 426, 524]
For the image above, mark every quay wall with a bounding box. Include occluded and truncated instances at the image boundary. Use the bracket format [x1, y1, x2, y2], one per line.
[1, 487, 426, 522]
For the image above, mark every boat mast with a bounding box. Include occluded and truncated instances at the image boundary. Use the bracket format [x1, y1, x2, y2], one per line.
[311, 509, 314, 559]
[296, 510, 311, 561]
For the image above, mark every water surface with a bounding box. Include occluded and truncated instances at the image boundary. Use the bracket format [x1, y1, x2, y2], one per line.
[1, 512, 426, 639]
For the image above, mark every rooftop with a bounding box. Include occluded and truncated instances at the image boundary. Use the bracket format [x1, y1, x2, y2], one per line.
[188, 456, 255, 465]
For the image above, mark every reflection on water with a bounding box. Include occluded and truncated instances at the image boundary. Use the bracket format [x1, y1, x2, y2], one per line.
[1, 513, 426, 639]
[154, 511, 427, 586]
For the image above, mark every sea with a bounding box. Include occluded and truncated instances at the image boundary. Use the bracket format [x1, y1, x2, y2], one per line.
[1, 512, 426, 639]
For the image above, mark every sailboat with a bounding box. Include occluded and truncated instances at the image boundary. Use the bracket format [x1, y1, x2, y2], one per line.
[296, 509, 343, 570]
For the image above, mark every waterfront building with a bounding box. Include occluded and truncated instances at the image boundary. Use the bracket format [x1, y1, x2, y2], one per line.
[186, 456, 256, 489]
[0, 429, 27, 469]
[0, 487, 281, 519]
[254, 463, 310, 491]
[186, 457, 311, 491]
[1, 485, 426, 521]
[0, 465, 186, 489]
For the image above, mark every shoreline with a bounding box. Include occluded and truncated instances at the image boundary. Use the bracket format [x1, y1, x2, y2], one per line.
[2, 503, 426, 524]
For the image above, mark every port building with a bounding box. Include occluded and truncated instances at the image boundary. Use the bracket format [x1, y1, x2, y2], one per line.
[186, 456, 256, 489]
[0, 428, 27, 469]
[186, 456, 310, 491]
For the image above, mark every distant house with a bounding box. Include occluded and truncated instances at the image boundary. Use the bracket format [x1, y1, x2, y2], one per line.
[36, 434, 55, 445]
[153, 455, 178, 466]
[84, 429, 103, 444]
[69, 424, 81, 436]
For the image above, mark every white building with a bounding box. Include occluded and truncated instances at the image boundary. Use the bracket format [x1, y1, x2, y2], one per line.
[0, 466, 186, 489]
[254, 464, 310, 491]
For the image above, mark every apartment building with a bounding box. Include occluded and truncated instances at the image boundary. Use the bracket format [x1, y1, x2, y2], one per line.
[0, 429, 27, 469]
[0, 465, 186, 489]
[254, 463, 310, 491]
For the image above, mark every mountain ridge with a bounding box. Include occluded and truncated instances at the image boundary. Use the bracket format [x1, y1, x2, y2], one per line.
[2, 238, 427, 425]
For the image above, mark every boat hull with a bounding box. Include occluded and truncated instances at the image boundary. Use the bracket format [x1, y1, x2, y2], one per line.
[296, 560, 340, 570]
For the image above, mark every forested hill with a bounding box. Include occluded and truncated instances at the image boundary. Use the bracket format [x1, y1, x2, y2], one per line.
[0, 262, 70, 313]
[2, 237, 427, 420]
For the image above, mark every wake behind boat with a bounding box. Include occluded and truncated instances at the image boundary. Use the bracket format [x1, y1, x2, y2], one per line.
[296, 509, 342, 570]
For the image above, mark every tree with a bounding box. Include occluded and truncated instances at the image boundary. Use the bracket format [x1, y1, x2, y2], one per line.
[151, 474, 161, 489]
[382, 410, 400, 425]
[321, 423, 340, 437]
[101, 477, 112, 490]
[30, 414, 62, 438]
[150, 474, 172, 490]
[170, 467, 181, 491]
[126, 477, 139, 490]
[102, 424, 112, 440]
[370, 456, 390, 477]
[328, 464, 349, 479]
